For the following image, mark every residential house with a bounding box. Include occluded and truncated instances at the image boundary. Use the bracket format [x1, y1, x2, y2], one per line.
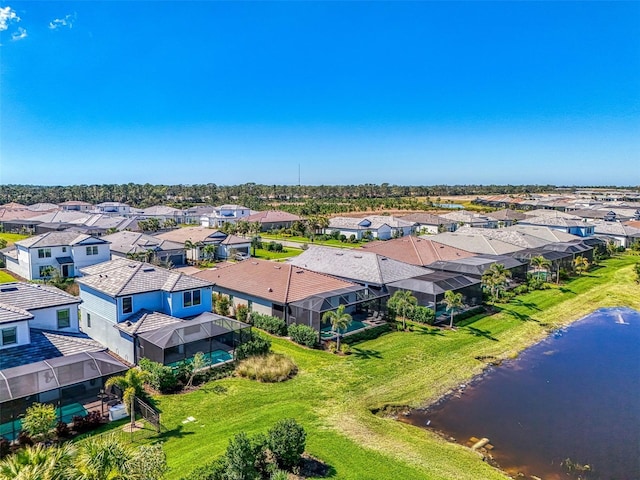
[399, 213, 457, 234]
[429, 254, 529, 284]
[323, 216, 412, 240]
[192, 259, 375, 332]
[200, 205, 252, 228]
[103, 231, 186, 266]
[0, 282, 128, 439]
[244, 210, 303, 231]
[96, 202, 132, 215]
[439, 211, 498, 229]
[592, 222, 640, 248]
[77, 258, 215, 364]
[485, 209, 527, 227]
[359, 236, 475, 267]
[59, 201, 93, 212]
[4, 232, 110, 280]
[140, 205, 185, 225]
[518, 214, 595, 237]
[155, 227, 251, 261]
[423, 232, 523, 256]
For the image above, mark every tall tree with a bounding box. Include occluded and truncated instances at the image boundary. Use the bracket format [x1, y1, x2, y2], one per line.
[322, 304, 352, 351]
[481, 263, 512, 302]
[573, 256, 590, 276]
[529, 255, 552, 281]
[387, 290, 418, 331]
[443, 290, 464, 329]
[105, 368, 150, 430]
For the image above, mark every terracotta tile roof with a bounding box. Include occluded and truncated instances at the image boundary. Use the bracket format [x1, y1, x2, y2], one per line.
[192, 259, 357, 304]
[360, 236, 474, 266]
[155, 226, 220, 244]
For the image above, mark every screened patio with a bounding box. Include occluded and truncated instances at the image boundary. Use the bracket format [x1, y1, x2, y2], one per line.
[136, 313, 252, 367]
[0, 351, 128, 440]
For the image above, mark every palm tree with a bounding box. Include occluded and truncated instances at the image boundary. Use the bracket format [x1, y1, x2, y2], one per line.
[388, 290, 417, 331]
[202, 244, 217, 262]
[0, 443, 75, 480]
[443, 290, 463, 329]
[481, 263, 512, 302]
[184, 240, 199, 265]
[322, 304, 352, 351]
[105, 368, 150, 430]
[573, 255, 590, 276]
[529, 255, 551, 281]
[72, 434, 134, 480]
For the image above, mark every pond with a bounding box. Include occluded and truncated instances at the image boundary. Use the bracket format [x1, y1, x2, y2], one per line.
[400, 307, 640, 479]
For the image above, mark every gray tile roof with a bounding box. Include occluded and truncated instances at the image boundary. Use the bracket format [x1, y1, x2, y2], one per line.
[454, 226, 550, 249]
[327, 216, 390, 230]
[519, 216, 585, 228]
[0, 302, 33, 324]
[522, 209, 581, 220]
[114, 309, 184, 336]
[288, 245, 431, 286]
[16, 231, 108, 248]
[103, 231, 184, 255]
[507, 225, 581, 243]
[0, 329, 103, 370]
[0, 282, 81, 311]
[592, 221, 640, 237]
[78, 258, 213, 296]
[399, 213, 454, 225]
[425, 232, 523, 255]
[485, 209, 527, 222]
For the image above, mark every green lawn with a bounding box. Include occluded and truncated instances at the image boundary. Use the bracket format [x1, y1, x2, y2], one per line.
[259, 233, 364, 249]
[101, 255, 640, 480]
[0, 271, 17, 283]
[0, 232, 29, 246]
[252, 247, 304, 261]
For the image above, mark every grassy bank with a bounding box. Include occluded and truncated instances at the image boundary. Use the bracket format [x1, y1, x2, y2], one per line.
[115, 255, 640, 479]
[0, 232, 28, 246]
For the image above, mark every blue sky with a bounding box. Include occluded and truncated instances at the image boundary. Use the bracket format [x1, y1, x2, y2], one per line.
[1, 1, 638, 186]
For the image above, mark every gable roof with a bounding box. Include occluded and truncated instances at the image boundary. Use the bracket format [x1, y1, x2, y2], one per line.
[16, 231, 108, 249]
[485, 209, 527, 222]
[360, 236, 474, 266]
[114, 309, 184, 336]
[429, 254, 526, 276]
[0, 282, 81, 311]
[287, 246, 431, 286]
[0, 302, 33, 324]
[193, 259, 358, 304]
[78, 258, 212, 297]
[327, 216, 391, 230]
[592, 221, 640, 237]
[454, 226, 551, 249]
[507, 225, 581, 243]
[399, 213, 455, 225]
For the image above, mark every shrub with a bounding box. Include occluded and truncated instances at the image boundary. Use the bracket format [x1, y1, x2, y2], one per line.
[72, 411, 103, 433]
[214, 294, 231, 316]
[225, 432, 258, 480]
[235, 304, 249, 323]
[236, 354, 297, 383]
[342, 324, 391, 345]
[55, 420, 71, 439]
[181, 457, 228, 480]
[513, 284, 530, 295]
[340, 343, 351, 355]
[268, 418, 306, 471]
[0, 437, 10, 459]
[251, 313, 287, 336]
[411, 306, 435, 325]
[139, 358, 179, 393]
[326, 341, 337, 353]
[17, 431, 33, 447]
[235, 332, 272, 360]
[287, 323, 318, 348]
[22, 403, 57, 440]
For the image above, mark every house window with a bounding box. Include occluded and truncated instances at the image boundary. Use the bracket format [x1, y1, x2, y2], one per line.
[57, 309, 71, 329]
[183, 289, 201, 307]
[38, 248, 51, 258]
[86, 246, 99, 255]
[247, 300, 253, 311]
[86, 313, 91, 328]
[62, 247, 67, 253]
[1, 327, 17, 346]
[122, 297, 133, 314]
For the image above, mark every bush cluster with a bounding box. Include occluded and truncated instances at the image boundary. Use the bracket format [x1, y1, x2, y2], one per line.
[235, 333, 272, 360]
[342, 323, 392, 345]
[179, 418, 306, 480]
[72, 411, 104, 433]
[235, 304, 249, 323]
[287, 323, 318, 347]
[139, 358, 180, 393]
[250, 313, 287, 336]
[236, 354, 297, 383]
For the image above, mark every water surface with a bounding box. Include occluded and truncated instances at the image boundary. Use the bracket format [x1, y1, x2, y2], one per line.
[401, 308, 640, 479]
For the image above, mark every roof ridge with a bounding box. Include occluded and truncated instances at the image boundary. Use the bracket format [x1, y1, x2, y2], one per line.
[283, 263, 293, 303]
[410, 236, 426, 266]
[115, 262, 144, 296]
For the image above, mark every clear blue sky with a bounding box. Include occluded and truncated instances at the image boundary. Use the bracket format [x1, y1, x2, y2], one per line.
[1, 1, 639, 186]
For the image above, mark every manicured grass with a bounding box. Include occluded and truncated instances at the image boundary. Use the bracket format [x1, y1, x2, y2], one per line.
[0, 271, 17, 283]
[252, 247, 303, 260]
[0, 232, 28, 246]
[100, 255, 640, 480]
[260, 233, 364, 249]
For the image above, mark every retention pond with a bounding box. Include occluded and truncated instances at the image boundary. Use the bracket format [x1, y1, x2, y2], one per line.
[400, 307, 640, 479]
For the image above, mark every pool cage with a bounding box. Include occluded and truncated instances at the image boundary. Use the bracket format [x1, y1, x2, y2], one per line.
[0, 351, 129, 441]
[288, 285, 389, 332]
[136, 313, 252, 367]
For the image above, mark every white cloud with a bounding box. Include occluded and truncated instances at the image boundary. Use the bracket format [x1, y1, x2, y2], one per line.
[11, 25, 26, 40]
[49, 13, 75, 30]
[0, 5, 20, 31]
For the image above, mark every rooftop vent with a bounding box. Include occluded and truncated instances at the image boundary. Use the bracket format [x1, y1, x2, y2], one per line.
[0, 286, 18, 292]
[274, 265, 281, 269]
[142, 267, 155, 272]
[268, 287, 273, 292]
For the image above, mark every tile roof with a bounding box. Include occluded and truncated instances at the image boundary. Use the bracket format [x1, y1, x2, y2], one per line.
[454, 226, 551, 249]
[16, 231, 108, 248]
[103, 231, 184, 255]
[29, 210, 90, 223]
[328, 216, 391, 230]
[359, 236, 474, 266]
[425, 232, 523, 255]
[0, 302, 33, 324]
[485, 209, 527, 222]
[114, 309, 184, 336]
[0, 282, 81, 311]
[155, 226, 221, 244]
[522, 209, 581, 220]
[519, 216, 585, 228]
[193, 259, 358, 303]
[245, 210, 302, 223]
[440, 211, 493, 223]
[219, 234, 251, 245]
[0, 329, 103, 370]
[287, 246, 431, 286]
[78, 258, 213, 296]
[429, 254, 526, 277]
[506, 225, 580, 243]
[592, 222, 640, 237]
[399, 213, 455, 225]
[142, 205, 183, 215]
